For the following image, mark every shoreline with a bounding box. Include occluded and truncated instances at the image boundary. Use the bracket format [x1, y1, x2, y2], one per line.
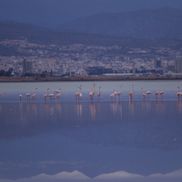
[0, 76, 182, 82]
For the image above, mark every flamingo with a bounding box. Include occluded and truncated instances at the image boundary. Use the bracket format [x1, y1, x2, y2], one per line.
[155, 89, 164, 101]
[97, 86, 101, 97]
[110, 89, 117, 98]
[128, 91, 134, 102]
[116, 88, 121, 99]
[159, 90, 164, 96]
[31, 88, 38, 100]
[26, 92, 31, 101]
[176, 86, 182, 99]
[75, 85, 82, 101]
[44, 88, 51, 101]
[49, 93, 55, 99]
[44, 91, 48, 101]
[110, 89, 121, 102]
[146, 90, 152, 95]
[141, 88, 147, 99]
[46, 88, 56, 99]
[141, 88, 152, 100]
[176, 91, 182, 97]
[89, 84, 96, 100]
[19, 93, 23, 101]
[89, 90, 94, 100]
[54, 89, 62, 100]
[128, 83, 134, 102]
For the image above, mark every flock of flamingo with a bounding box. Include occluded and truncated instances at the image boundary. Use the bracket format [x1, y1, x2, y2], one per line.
[0, 84, 182, 102]
[21, 84, 182, 102]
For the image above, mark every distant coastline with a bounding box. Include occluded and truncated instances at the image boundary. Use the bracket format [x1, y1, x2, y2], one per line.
[0, 75, 182, 82]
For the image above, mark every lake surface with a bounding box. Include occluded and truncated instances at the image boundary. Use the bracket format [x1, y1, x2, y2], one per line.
[0, 80, 182, 182]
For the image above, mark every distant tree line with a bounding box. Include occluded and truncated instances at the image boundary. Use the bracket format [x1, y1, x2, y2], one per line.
[0, 68, 14, 76]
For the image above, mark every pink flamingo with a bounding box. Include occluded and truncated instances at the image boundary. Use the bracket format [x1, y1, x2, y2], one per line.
[110, 89, 117, 98]
[31, 88, 38, 100]
[141, 88, 152, 100]
[155, 89, 164, 101]
[89, 84, 96, 100]
[75, 85, 82, 101]
[176, 86, 182, 99]
[110, 89, 121, 99]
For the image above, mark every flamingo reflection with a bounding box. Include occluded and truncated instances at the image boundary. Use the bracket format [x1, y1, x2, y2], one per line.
[75, 102, 83, 118]
[89, 103, 96, 120]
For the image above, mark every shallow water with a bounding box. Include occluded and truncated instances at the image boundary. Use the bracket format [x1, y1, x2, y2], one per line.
[0, 81, 182, 182]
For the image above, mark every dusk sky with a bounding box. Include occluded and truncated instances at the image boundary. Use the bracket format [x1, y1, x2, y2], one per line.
[0, 0, 182, 27]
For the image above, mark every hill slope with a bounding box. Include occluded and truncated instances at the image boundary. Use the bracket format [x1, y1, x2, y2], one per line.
[61, 7, 182, 39]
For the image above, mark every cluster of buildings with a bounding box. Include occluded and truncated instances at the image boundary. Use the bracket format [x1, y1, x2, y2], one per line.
[0, 39, 182, 78]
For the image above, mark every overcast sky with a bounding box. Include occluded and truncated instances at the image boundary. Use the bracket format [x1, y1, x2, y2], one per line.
[0, 0, 182, 27]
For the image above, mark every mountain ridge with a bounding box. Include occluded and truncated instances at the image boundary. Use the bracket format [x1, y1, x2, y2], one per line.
[0, 20, 182, 49]
[60, 7, 182, 39]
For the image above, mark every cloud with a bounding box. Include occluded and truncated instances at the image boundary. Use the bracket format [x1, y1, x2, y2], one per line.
[33, 171, 90, 180]
[149, 169, 182, 178]
[0, 171, 90, 182]
[1, 169, 182, 182]
[94, 171, 143, 180]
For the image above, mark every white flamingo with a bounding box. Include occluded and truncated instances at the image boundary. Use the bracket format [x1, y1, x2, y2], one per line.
[110, 89, 117, 98]
[54, 88, 62, 100]
[141, 88, 152, 99]
[46, 88, 56, 99]
[146, 90, 152, 95]
[97, 86, 101, 97]
[19, 93, 23, 101]
[26, 92, 31, 101]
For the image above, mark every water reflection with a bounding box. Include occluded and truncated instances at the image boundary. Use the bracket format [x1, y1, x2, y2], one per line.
[176, 100, 182, 113]
[110, 101, 123, 120]
[75, 102, 83, 118]
[89, 102, 97, 121]
[128, 100, 135, 114]
[0, 99, 181, 139]
[0, 98, 182, 181]
[141, 100, 152, 112]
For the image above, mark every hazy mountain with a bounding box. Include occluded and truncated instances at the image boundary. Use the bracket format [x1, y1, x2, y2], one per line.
[60, 7, 182, 39]
[0, 21, 133, 46]
[0, 21, 182, 50]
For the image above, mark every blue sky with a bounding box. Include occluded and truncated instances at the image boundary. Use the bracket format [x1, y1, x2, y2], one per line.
[0, 0, 182, 27]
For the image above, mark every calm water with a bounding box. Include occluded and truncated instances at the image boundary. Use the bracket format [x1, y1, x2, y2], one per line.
[0, 81, 182, 182]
